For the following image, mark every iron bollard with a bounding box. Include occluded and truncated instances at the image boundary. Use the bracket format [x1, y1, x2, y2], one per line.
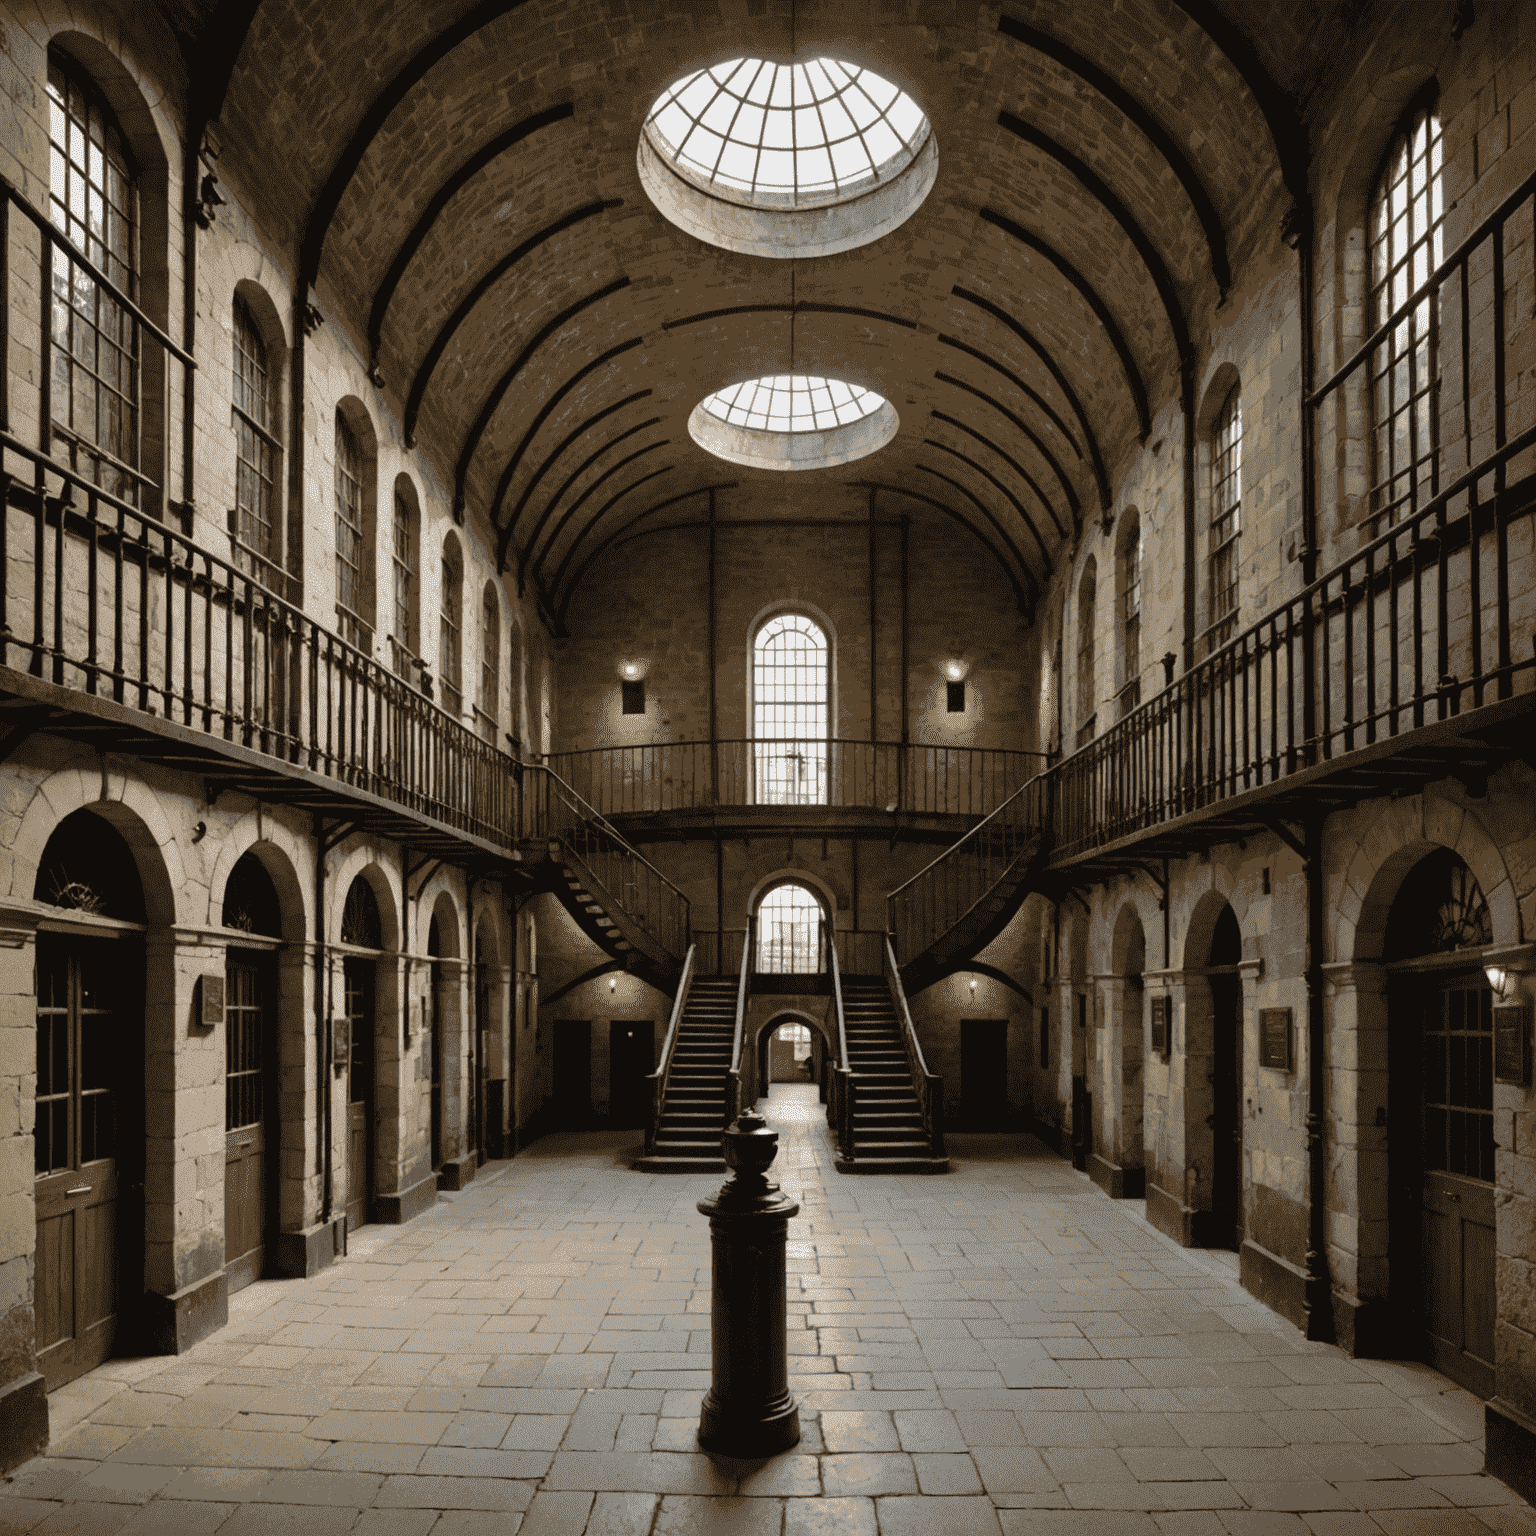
[696, 1110, 801, 1456]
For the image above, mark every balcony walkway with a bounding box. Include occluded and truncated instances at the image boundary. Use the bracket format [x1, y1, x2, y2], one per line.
[4, 1086, 1525, 1536]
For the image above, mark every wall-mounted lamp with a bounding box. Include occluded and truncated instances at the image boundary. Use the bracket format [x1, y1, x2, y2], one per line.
[968, 978, 978, 998]
[942, 657, 971, 682]
[617, 657, 650, 682]
[1485, 964, 1509, 1001]
[609, 974, 618, 994]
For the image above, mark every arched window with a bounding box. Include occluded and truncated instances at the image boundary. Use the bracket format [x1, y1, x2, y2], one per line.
[1075, 559, 1097, 747]
[1369, 95, 1443, 526]
[1207, 385, 1241, 653]
[757, 883, 824, 974]
[340, 876, 382, 949]
[390, 481, 419, 681]
[232, 296, 279, 572]
[47, 49, 140, 504]
[478, 582, 500, 740]
[334, 412, 367, 647]
[439, 538, 463, 716]
[1117, 513, 1142, 718]
[752, 613, 829, 804]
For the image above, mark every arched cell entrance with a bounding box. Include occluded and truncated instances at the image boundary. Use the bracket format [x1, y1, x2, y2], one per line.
[1092, 903, 1146, 1199]
[340, 876, 384, 1231]
[1384, 848, 1497, 1397]
[32, 808, 148, 1389]
[1184, 898, 1243, 1249]
[221, 852, 283, 1294]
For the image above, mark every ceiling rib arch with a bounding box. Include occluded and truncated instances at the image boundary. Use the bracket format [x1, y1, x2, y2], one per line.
[402, 200, 619, 445]
[996, 111, 1192, 368]
[552, 465, 677, 621]
[935, 335, 1083, 464]
[996, 15, 1231, 300]
[500, 390, 651, 551]
[523, 423, 666, 579]
[297, 0, 537, 293]
[977, 207, 1151, 441]
[660, 302, 920, 334]
[367, 102, 575, 363]
[933, 371, 1079, 521]
[454, 276, 632, 519]
[930, 409, 1065, 546]
[951, 287, 1106, 519]
[535, 439, 671, 585]
[922, 438, 1051, 578]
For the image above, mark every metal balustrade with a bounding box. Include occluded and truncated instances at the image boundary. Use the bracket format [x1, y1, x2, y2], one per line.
[546, 737, 1035, 818]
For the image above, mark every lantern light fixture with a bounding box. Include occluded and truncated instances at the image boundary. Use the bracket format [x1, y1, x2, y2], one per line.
[609, 974, 618, 993]
[1485, 964, 1509, 1001]
[617, 657, 651, 682]
[942, 657, 970, 682]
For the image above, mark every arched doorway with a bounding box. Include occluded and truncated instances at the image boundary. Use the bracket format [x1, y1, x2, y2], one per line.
[221, 852, 282, 1294]
[33, 808, 147, 1389]
[1207, 905, 1243, 1249]
[340, 876, 382, 1232]
[753, 1012, 831, 1107]
[427, 912, 445, 1174]
[1385, 848, 1496, 1397]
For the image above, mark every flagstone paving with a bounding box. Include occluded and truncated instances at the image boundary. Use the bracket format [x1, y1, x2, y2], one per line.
[3, 1086, 1532, 1536]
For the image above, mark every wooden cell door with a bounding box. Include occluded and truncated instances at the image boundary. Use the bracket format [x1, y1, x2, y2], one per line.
[1209, 972, 1243, 1250]
[609, 1020, 654, 1128]
[34, 935, 127, 1390]
[1420, 978, 1496, 1397]
[224, 954, 273, 1294]
[344, 958, 374, 1233]
[962, 1019, 1009, 1129]
[430, 963, 443, 1170]
[554, 1021, 591, 1127]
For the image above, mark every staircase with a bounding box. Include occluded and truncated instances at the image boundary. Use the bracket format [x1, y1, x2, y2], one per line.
[546, 843, 678, 991]
[837, 979, 948, 1173]
[634, 976, 739, 1171]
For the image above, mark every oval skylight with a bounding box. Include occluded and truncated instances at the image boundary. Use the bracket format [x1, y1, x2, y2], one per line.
[637, 57, 938, 258]
[703, 375, 883, 432]
[689, 374, 899, 472]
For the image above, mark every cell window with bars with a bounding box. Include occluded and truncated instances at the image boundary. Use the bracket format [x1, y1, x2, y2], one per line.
[757, 884, 824, 974]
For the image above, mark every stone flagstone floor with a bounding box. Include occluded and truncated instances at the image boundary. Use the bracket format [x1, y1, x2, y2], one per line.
[3, 1085, 1533, 1536]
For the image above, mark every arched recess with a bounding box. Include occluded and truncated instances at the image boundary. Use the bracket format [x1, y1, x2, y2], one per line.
[1104, 901, 1148, 1196]
[751, 1008, 833, 1110]
[206, 820, 309, 941]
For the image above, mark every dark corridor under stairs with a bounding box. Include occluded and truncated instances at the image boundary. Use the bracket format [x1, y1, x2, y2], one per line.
[633, 976, 738, 1172]
[837, 979, 948, 1173]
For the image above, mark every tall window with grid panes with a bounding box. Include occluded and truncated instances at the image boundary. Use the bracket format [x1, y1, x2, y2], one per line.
[390, 489, 418, 684]
[334, 414, 367, 648]
[232, 298, 278, 579]
[1206, 385, 1242, 656]
[752, 614, 829, 805]
[478, 584, 499, 742]
[1075, 559, 1097, 747]
[1369, 95, 1443, 526]
[1118, 514, 1141, 719]
[47, 50, 141, 504]
[440, 543, 462, 716]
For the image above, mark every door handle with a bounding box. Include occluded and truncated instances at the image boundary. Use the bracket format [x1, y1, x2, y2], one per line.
[1445, 1191, 1460, 1201]
[65, 1185, 91, 1196]
[237, 1140, 256, 1149]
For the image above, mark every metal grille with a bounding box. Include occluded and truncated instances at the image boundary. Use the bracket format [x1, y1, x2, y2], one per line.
[34, 941, 115, 1175]
[440, 552, 462, 715]
[752, 613, 827, 804]
[757, 884, 823, 973]
[1369, 99, 1443, 525]
[1076, 562, 1096, 746]
[233, 297, 277, 561]
[346, 964, 370, 1106]
[1207, 385, 1242, 652]
[47, 52, 140, 504]
[646, 57, 928, 206]
[334, 414, 366, 645]
[1423, 982, 1494, 1182]
[479, 584, 499, 737]
[225, 961, 264, 1131]
[391, 491, 413, 657]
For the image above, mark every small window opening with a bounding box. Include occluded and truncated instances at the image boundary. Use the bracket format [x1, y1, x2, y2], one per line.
[621, 680, 646, 715]
[946, 680, 966, 713]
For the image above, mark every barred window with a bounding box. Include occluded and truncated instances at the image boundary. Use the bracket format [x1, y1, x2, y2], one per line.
[757, 883, 823, 974]
[232, 298, 277, 564]
[1119, 515, 1142, 718]
[752, 613, 828, 805]
[1076, 559, 1096, 747]
[1368, 98, 1443, 525]
[1207, 385, 1242, 652]
[479, 582, 499, 739]
[334, 413, 366, 646]
[440, 544, 462, 716]
[390, 488, 417, 678]
[47, 50, 141, 504]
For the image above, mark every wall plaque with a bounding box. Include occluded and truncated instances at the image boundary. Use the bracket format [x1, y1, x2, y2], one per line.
[1494, 1004, 1531, 1087]
[1150, 996, 1170, 1056]
[1259, 1008, 1293, 1071]
[198, 973, 224, 1027]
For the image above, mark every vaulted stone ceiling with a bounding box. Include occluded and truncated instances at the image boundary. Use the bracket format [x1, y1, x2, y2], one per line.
[183, 0, 1318, 627]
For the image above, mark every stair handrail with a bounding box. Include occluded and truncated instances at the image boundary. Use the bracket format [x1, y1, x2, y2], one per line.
[527, 762, 691, 962]
[726, 914, 754, 1125]
[885, 772, 1046, 968]
[884, 933, 945, 1159]
[646, 942, 696, 1156]
[826, 928, 850, 1139]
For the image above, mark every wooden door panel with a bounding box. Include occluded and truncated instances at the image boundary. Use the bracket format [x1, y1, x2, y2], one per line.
[1423, 1171, 1494, 1396]
[224, 1123, 265, 1290]
[75, 1170, 119, 1368]
[34, 1186, 75, 1357]
[346, 1101, 369, 1231]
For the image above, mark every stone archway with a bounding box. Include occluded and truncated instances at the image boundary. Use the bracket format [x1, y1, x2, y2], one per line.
[1088, 902, 1147, 1199]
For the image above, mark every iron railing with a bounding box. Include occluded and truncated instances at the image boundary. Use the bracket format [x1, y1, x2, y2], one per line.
[644, 942, 695, 1157]
[522, 764, 691, 964]
[831, 929, 887, 977]
[727, 916, 754, 1129]
[884, 935, 944, 1160]
[826, 932, 852, 1152]
[546, 737, 1035, 818]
